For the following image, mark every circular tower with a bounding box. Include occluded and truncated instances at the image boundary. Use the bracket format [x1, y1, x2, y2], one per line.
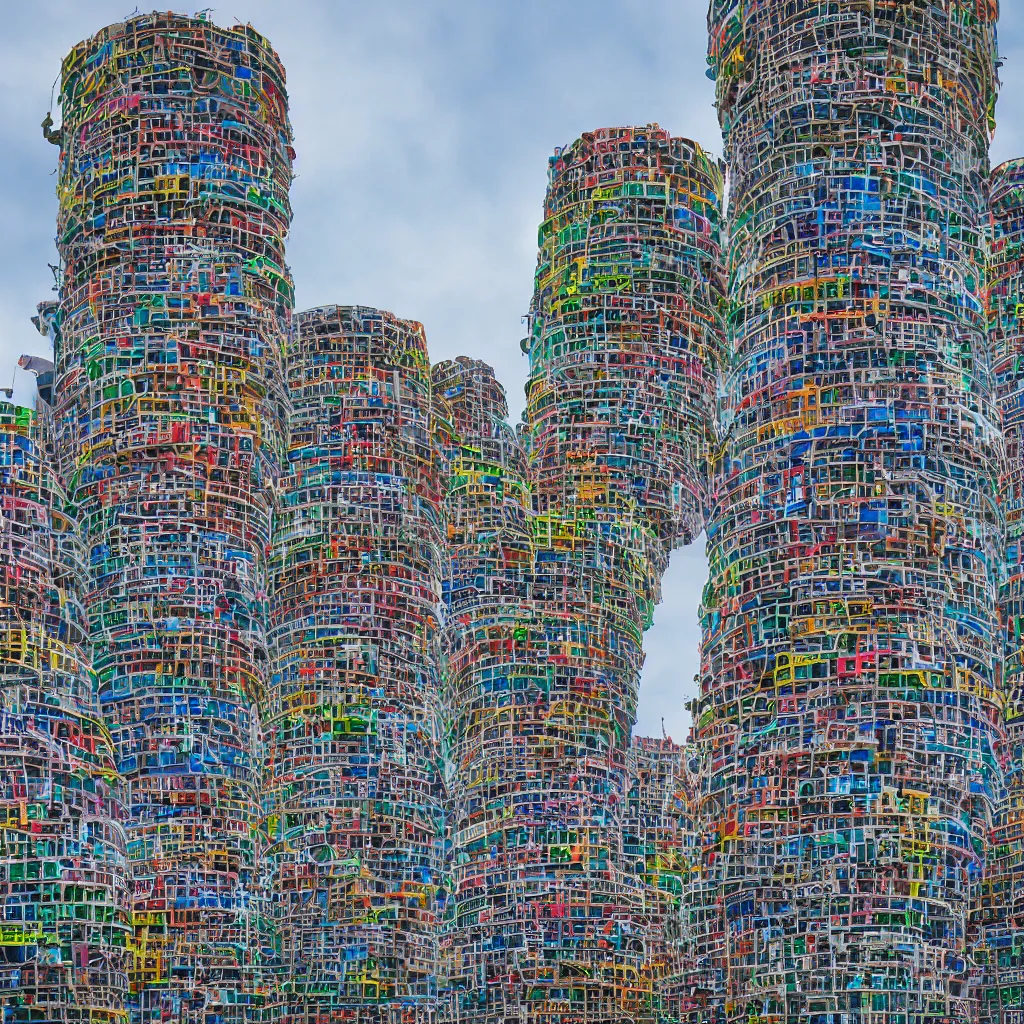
[265, 306, 446, 1023]
[694, 3, 1004, 1023]
[449, 124, 725, 1023]
[51, 14, 294, 1020]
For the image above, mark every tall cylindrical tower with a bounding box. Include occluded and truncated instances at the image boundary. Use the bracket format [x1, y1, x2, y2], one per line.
[979, 159, 1024, 1023]
[695, 3, 1003, 1022]
[433, 356, 539, 1020]
[51, 14, 293, 1019]
[439, 124, 723, 1023]
[265, 306, 446, 1022]
[0, 401, 130, 1022]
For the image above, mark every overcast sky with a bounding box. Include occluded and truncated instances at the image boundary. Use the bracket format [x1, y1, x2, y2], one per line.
[2, 2, 1022, 741]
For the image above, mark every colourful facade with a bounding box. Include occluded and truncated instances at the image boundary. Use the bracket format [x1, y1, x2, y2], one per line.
[50, 14, 293, 1019]
[980, 158, 1024, 1023]
[265, 305, 446, 1021]
[693, 2, 1004, 1022]
[433, 356, 538, 1018]
[526, 127, 724, 548]
[0, 402, 130, 1023]
[623, 737, 690, 1017]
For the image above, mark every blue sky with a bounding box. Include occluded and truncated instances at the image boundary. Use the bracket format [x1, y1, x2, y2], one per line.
[2, 2, 1022, 740]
